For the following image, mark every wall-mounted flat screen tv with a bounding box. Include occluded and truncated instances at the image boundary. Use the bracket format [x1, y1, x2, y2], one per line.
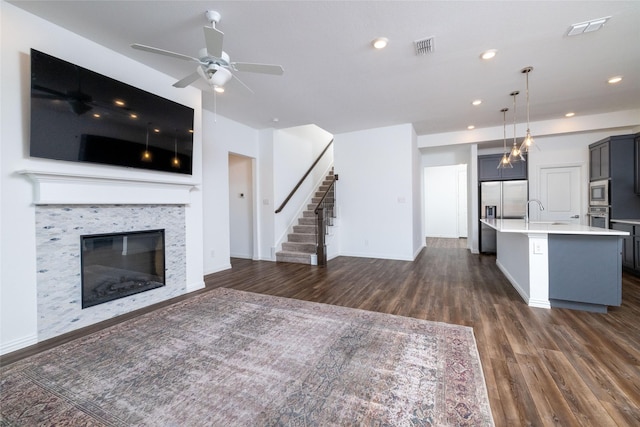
[30, 49, 194, 174]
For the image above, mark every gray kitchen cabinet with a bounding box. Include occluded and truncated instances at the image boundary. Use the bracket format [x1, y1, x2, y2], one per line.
[635, 134, 640, 195]
[589, 134, 640, 220]
[611, 222, 634, 269]
[589, 141, 609, 181]
[478, 153, 527, 181]
[548, 234, 622, 309]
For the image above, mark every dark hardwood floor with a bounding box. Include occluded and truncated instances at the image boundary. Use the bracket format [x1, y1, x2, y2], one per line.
[3, 238, 639, 426]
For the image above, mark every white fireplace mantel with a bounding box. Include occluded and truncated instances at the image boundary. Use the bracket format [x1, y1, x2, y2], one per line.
[19, 170, 199, 205]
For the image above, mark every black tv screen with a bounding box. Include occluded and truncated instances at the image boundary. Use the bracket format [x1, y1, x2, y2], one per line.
[30, 49, 194, 174]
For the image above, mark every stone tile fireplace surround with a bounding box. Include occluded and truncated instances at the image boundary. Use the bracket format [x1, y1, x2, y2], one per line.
[22, 170, 197, 341]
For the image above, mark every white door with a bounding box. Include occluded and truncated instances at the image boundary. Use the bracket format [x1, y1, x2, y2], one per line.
[457, 166, 468, 237]
[228, 153, 254, 258]
[424, 165, 468, 238]
[538, 166, 582, 224]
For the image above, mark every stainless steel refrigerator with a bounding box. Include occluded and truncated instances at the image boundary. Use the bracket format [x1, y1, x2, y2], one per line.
[480, 180, 528, 253]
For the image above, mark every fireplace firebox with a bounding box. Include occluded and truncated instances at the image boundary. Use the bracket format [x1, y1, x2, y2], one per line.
[81, 229, 165, 308]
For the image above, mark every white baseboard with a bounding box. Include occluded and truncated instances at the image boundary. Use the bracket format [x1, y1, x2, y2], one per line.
[496, 259, 529, 304]
[203, 263, 232, 276]
[0, 333, 38, 356]
[186, 280, 206, 293]
[496, 260, 551, 309]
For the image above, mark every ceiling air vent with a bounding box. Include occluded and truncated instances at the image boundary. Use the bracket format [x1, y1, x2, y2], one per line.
[414, 37, 435, 55]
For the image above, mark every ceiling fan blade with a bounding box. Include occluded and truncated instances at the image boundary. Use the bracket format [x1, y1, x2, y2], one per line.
[231, 73, 255, 94]
[203, 26, 224, 58]
[131, 43, 200, 63]
[232, 62, 284, 75]
[173, 71, 202, 88]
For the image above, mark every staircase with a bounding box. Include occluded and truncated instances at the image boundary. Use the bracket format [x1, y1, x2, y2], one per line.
[276, 169, 335, 265]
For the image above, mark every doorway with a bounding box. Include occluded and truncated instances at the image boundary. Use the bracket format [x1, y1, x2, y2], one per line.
[538, 165, 582, 224]
[424, 164, 468, 238]
[228, 153, 254, 258]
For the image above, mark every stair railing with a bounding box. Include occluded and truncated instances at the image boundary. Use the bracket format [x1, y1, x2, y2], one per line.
[314, 173, 338, 266]
[275, 139, 334, 214]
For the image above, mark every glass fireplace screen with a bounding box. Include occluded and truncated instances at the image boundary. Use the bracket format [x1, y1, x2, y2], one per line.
[81, 229, 165, 308]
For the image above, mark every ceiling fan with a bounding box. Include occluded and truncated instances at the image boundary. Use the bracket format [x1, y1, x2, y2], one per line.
[131, 10, 284, 92]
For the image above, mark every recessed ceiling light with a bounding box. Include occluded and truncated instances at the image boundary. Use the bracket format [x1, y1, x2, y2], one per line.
[472, 99, 482, 106]
[480, 49, 497, 60]
[92, 113, 100, 118]
[153, 128, 160, 133]
[114, 99, 125, 107]
[129, 113, 138, 119]
[272, 118, 279, 123]
[467, 125, 475, 130]
[608, 76, 623, 84]
[372, 37, 389, 49]
[214, 86, 225, 93]
[565, 112, 575, 117]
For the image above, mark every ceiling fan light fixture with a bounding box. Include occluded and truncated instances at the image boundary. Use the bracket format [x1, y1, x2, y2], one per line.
[209, 66, 233, 87]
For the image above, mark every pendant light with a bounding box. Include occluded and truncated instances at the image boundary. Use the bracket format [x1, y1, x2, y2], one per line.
[519, 66, 535, 153]
[508, 91, 525, 163]
[141, 122, 152, 162]
[497, 108, 512, 169]
[171, 129, 181, 168]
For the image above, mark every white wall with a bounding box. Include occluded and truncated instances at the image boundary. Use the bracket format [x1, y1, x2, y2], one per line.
[202, 113, 260, 273]
[228, 154, 254, 258]
[258, 129, 276, 260]
[0, 2, 203, 354]
[411, 128, 424, 257]
[334, 124, 420, 261]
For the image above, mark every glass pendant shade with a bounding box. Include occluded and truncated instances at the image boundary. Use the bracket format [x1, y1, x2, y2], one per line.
[497, 107, 513, 169]
[519, 67, 534, 153]
[521, 130, 534, 152]
[498, 153, 513, 169]
[508, 91, 525, 163]
[509, 141, 524, 163]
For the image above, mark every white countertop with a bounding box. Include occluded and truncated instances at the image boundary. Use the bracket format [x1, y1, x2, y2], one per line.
[481, 219, 629, 236]
[610, 219, 640, 226]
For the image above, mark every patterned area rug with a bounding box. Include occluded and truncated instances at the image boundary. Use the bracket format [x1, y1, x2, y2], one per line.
[1, 288, 494, 426]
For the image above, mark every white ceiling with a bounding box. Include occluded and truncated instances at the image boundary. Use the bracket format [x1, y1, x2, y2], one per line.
[8, 1, 640, 137]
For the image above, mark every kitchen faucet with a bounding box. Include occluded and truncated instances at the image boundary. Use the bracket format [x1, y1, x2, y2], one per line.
[525, 199, 545, 223]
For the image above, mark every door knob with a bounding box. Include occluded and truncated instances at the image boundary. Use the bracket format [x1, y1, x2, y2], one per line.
[570, 215, 580, 218]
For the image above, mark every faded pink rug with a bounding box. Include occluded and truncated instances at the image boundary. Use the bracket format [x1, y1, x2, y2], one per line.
[1, 288, 494, 426]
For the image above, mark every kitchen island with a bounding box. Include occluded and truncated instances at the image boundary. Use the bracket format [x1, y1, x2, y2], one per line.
[481, 219, 628, 312]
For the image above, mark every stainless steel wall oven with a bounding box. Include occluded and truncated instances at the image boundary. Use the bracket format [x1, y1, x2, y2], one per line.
[589, 179, 609, 206]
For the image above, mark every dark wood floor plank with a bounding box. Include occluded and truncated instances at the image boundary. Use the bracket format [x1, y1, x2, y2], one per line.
[515, 352, 580, 426]
[541, 349, 618, 426]
[3, 238, 640, 427]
